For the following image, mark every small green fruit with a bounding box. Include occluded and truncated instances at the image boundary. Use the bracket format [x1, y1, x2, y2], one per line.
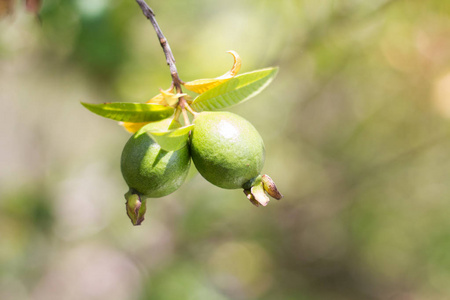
[190, 111, 265, 189]
[121, 129, 191, 198]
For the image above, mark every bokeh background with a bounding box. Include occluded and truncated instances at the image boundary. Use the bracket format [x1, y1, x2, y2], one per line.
[2, 0, 450, 299]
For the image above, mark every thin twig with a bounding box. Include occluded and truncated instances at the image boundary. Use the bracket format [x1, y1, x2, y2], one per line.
[181, 108, 190, 126]
[178, 97, 192, 125]
[184, 102, 198, 117]
[135, 0, 184, 92]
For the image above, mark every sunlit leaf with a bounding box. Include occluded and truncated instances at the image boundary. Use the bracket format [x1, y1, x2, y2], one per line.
[145, 87, 173, 105]
[121, 109, 183, 135]
[142, 87, 186, 107]
[183, 51, 241, 94]
[143, 124, 194, 151]
[190, 67, 278, 112]
[135, 118, 174, 134]
[120, 121, 152, 133]
[119, 88, 173, 133]
[122, 117, 175, 135]
[168, 118, 182, 130]
[81, 102, 174, 122]
[160, 88, 187, 106]
[146, 92, 166, 105]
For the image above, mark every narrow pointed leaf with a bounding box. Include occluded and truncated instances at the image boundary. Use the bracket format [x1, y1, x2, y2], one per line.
[136, 118, 174, 133]
[146, 86, 176, 105]
[184, 51, 241, 94]
[81, 102, 174, 122]
[121, 117, 177, 134]
[143, 124, 194, 151]
[160, 88, 186, 106]
[145, 92, 165, 105]
[168, 118, 182, 130]
[127, 118, 174, 136]
[120, 121, 152, 133]
[190, 67, 278, 112]
[119, 89, 176, 133]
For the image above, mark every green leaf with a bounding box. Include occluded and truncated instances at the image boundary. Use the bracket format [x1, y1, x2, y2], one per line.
[190, 67, 278, 112]
[168, 118, 182, 130]
[81, 102, 174, 122]
[143, 124, 194, 151]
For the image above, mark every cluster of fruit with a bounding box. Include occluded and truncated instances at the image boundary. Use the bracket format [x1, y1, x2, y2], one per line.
[82, 52, 282, 225]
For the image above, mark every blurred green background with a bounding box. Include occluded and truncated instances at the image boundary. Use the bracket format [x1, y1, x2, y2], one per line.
[2, 0, 450, 299]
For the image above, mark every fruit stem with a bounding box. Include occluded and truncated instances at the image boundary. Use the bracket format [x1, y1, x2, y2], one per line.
[178, 96, 198, 124]
[135, 0, 185, 94]
[173, 106, 182, 122]
[184, 102, 199, 117]
[181, 107, 190, 125]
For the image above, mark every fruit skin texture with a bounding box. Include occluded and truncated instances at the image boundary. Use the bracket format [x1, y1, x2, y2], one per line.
[121, 129, 191, 198]
[190, 111, 265, 189]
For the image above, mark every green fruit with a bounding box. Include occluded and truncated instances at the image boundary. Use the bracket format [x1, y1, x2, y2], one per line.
[190, 111, 265, 189]
[121, 129, 191, 198]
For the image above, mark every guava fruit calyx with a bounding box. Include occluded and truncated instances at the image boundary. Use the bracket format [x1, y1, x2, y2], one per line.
[243, 174, 283, 207]
[125, 189, 147, 226]
[262, 174, 283, 200]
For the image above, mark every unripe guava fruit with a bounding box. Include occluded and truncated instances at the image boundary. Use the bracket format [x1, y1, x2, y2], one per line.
[190, 111, 265, 189]
[121, 129, 191, 198]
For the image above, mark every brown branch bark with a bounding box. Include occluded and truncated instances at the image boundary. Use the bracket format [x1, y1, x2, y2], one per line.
[135, 0, 184, 92]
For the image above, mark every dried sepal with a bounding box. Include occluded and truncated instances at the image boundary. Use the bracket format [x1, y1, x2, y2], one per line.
[244, 189, 260, 207]
[251, 181, 270, 206]
[243, 174, 283, 207]
[261, 174, 283, 200]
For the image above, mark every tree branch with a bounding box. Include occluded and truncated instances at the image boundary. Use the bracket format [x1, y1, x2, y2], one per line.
[135, 0, 184, 92]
